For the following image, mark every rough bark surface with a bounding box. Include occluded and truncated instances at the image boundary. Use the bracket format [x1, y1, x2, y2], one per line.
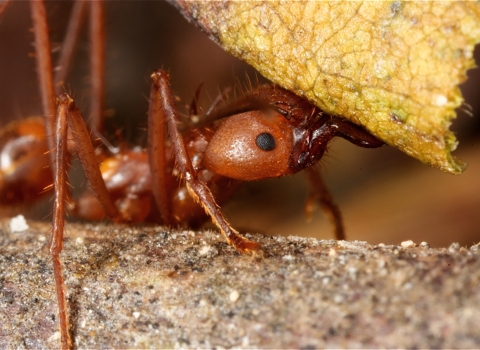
[1, 218, 479, 348]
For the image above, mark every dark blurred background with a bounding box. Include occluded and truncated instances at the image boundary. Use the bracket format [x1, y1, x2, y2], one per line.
[0, 1, 479, 247]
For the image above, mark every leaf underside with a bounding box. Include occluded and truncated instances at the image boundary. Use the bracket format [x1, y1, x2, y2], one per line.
[173, 1, 480, 175]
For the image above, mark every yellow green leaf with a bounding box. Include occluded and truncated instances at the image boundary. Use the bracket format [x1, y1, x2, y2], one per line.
[173, 1, 480, 174]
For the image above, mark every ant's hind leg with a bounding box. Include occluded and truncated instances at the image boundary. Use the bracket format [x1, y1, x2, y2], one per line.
[305, 166, 345, 241]
[50, 93, 72, 350]
[51, 94, 124, 349]
[150, 69, 262, 255]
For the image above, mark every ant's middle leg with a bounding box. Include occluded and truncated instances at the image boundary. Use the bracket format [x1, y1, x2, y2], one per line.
[147, 70, 172, 225]
[30, 0, 56, 161]
[54, 0, 88, 95]
[89, 0, 106, 133]
[53, 0, 106, 134]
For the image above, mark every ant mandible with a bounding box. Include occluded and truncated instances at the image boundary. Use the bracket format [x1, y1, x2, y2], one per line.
[0, 1, 383, 349]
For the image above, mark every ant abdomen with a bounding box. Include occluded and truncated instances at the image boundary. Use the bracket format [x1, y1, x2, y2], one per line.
[0, 118, 51, 205]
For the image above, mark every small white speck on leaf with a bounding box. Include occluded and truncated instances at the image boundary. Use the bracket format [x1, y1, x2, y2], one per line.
[435, 94, 448, 106]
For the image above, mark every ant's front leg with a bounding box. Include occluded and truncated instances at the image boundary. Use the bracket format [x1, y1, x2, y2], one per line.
[51, 94, 122, 350]
[328, 116, 384, 149]
[303, 116, 383, 241]
[149, 70, 262, 255]
[304, 166, 345, 240]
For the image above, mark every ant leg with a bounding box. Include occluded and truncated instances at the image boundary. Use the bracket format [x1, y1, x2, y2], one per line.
[30, 0, 56, 162]
[54, 0, 88, 94]
[305, 166, 345, 241]
[89, 0, 105, 133]
[301, 117, 382, 240]
[60, 94, 122, 222]
[51, 95, 122, 349]
[148, 74, 172, 225]
[328, 116, 384, 149]
[29, 8, 78, 345]
[50, 97, 72, 350]
[151, 70, 262, 254]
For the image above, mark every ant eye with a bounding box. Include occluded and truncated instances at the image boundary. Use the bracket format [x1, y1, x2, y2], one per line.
[256, 132, 276, 151]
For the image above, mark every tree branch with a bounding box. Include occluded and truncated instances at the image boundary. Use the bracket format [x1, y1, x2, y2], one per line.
[1, 218, 479, 348]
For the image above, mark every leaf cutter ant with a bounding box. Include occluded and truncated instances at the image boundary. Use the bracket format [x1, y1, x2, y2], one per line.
[0, 1, 383, 348]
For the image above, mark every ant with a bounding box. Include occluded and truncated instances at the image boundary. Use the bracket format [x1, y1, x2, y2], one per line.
[0, 1, 383, 349]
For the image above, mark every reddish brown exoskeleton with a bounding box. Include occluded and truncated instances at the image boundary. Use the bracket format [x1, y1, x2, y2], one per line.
[70, 72, 383, 246]
[0, 1, 383, 349]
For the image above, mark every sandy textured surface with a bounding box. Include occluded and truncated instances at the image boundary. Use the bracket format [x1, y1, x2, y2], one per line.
[1, 218, 480, 349]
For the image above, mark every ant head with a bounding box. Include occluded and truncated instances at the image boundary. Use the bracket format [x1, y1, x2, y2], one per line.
[203, 110, 295, 181]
